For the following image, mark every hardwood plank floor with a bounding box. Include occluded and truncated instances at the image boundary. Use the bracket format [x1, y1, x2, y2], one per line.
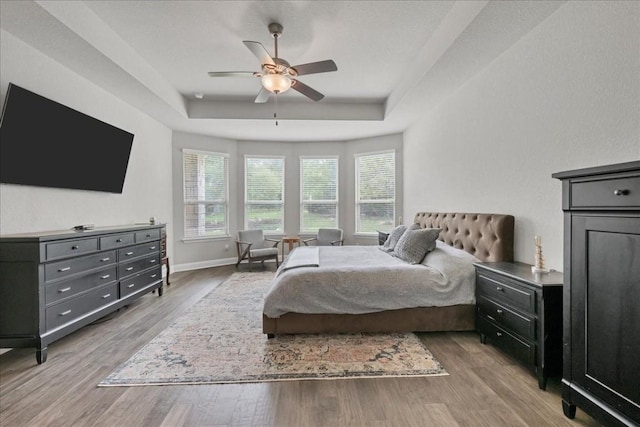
[0, 265, 601, 426]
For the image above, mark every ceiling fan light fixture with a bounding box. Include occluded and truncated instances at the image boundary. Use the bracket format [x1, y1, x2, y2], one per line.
[261, 73, 291, 94]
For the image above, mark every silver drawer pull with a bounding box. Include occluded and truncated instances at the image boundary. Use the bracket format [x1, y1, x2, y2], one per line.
[127, 284, 135, 288]
[102, 293, 111, 299]
[151, 274, 157, 278]
[146, 234, 151, 238]
[496, 332, 503, 337]
[71, 245, 79, 250]
[116, 238, 123, 243]
[59, 310, 72, 316]
[101, 274, 111, 280]
[613, 189, 629, 196]
[58, 267, 71, 272]
[126, 267, 134, 271]
[101, 257, 111, 262]
[125, 251, 134, 256]
[149, 246, 156, 250]
[496, 309, 503, 315]
[496, 286, 503, 292]
[58, 287, 71, 293]
[149, 259, 156, 263]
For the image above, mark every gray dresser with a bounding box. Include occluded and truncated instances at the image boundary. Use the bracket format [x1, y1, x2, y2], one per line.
[0, 224, 164, 364]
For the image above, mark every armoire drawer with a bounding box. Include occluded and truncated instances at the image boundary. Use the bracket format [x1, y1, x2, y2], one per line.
[45, 251, 116, 283]
[477, 296, 536, 340]
[45, 283, 118, 332]
[45, 266, 117, 306]
[570, 175, 639, 208]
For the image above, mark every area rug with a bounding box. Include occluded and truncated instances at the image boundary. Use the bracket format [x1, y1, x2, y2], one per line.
[99, 271, 447, 386]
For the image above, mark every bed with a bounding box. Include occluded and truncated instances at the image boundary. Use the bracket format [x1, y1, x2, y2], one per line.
[263, 212, 514, 337]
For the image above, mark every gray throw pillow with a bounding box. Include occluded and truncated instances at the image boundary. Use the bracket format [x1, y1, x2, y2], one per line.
[394, 228, 442, 264]
[380, 225, 407, 252]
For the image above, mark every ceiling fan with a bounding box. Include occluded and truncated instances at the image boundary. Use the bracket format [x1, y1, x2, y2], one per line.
[208, 23, 337, 103]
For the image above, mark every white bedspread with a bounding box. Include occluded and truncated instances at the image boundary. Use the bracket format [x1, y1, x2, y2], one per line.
[263, 242, 479, 318]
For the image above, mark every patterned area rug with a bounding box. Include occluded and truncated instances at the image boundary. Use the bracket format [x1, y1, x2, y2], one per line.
[99, 271, 447, 386]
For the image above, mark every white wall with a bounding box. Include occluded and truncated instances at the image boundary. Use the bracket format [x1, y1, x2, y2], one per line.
[0, 30, 174, 258]
[171, 132, 403, 271]
[403, 1, 640, 270]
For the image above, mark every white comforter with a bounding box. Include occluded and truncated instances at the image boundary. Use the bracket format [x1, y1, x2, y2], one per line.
[263, 241, 479, 318]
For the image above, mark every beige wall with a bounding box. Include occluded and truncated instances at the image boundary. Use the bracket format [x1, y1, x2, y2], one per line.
[403, 1, 640, 270]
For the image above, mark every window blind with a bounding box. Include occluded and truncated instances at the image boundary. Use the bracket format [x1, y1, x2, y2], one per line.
[245, 157, 284, 232]
[183, 150, 229, 239]
[355, 151, 395, 233]
[300, 157, 338, 232]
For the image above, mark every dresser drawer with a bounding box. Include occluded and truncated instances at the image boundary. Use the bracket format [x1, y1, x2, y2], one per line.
[100, 233, 135, 250]
[478, 296, 536, 340]
[118, 242, 160, 261]
[118, 253, 160, 279]
[119, 266, 162, 298]
[571, 176, 639, 208]
[45, 266, 117, 306]
[135, 229, 160, 243]
[45, 251, 116, 283]
[45, 283, 118, 332]
[45, 238, 98, 261]
[478, 316, 535, 366]
[477, 272, 535, 314]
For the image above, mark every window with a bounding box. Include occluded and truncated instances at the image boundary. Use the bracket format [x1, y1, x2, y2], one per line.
[245, 156, 284, 232]
[300, 157, 338, 232]
[183, 149, 229, 239]
[355, 150, 395, 233]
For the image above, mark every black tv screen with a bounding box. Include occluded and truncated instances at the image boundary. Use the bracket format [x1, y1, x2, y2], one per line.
[0, 83, 134, 193]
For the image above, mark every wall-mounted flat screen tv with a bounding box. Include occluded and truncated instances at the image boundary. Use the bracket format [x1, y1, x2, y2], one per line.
[0, 83, 134, 193]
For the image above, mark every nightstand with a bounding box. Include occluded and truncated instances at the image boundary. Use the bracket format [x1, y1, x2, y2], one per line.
[474, 262, 563, 390]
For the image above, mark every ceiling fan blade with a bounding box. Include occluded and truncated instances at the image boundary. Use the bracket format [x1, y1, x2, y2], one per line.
[291, 60, 337, 76]
[254, 87, 270, 103]
[243, 41, 275, 66]
[208, 71, 259, 77]
[291, 79, 324, 102]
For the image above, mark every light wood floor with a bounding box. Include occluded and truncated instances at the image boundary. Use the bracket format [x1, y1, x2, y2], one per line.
[1, 265, 600, 427]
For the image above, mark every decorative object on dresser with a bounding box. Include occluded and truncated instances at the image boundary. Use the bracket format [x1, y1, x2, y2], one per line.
[531, 235, 549, 273]
[553, 161, 639, 426]
[474, 262, 563, 390]
[0, 224, 165, 364]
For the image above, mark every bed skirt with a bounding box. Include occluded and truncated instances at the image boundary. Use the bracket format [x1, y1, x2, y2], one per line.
[263, 304, 476, 337]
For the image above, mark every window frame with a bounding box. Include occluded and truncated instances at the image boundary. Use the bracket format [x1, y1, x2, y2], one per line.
[182, 148, 230, 241]
[244, 155, 285, 234]
[354, 149, 396, 235]
[299, 156, 339, 233]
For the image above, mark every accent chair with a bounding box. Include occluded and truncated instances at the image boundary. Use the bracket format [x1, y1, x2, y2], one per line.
[236, 229, 280, 271]
[302, 228, 344, 246]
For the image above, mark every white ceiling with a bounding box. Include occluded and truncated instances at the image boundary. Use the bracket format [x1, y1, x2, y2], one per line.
[0, 0, 565, 142]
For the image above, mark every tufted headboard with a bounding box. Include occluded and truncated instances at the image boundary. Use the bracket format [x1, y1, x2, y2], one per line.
[413, 212, 514, 262]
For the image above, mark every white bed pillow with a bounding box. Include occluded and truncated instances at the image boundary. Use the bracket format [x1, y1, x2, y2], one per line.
[394, 227, 441, 264]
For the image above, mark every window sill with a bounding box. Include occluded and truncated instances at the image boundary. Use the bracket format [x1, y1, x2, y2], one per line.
[353, 233, 378, 238]
[182, 235, 231, 243]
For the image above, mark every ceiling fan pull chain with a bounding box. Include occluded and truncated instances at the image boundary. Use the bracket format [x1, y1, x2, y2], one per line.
[274, 92, 279, 126]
